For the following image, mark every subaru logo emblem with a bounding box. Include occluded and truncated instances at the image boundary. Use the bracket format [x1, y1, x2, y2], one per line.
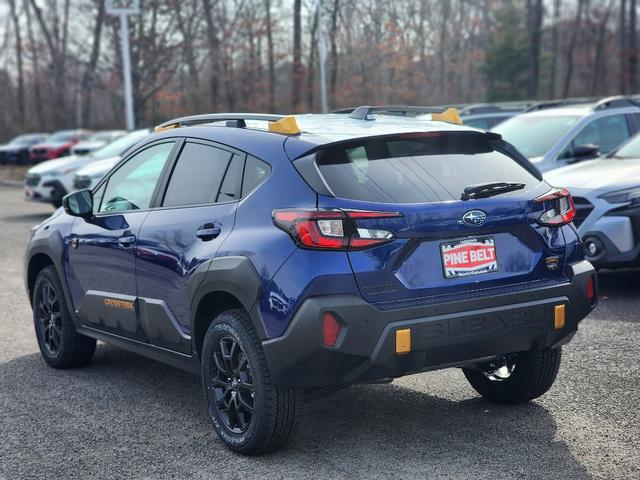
[462, 210, 487, 226]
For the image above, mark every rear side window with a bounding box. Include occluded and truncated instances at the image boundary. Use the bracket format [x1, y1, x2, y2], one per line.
[163, 142, 236, 207]
[314, 133, 539, 204]
[242, 155, 271, 196]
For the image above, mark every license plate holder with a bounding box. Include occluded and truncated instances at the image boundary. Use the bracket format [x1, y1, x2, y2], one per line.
[440, 237, 498, 279]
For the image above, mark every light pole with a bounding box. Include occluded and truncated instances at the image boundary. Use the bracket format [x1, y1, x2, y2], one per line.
[106, 0, 139, 131]
[316, 0, 328, 113]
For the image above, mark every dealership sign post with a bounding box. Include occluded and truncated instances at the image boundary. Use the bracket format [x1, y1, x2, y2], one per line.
[106, 0, 140, 131]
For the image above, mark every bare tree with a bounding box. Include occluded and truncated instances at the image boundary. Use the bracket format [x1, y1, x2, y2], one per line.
[525, 0, 543, 98]
[630, 0, 638, 91]
[80, 0, 105, 126]
[264, 0, 275, 112]
[562, 0, 585, 97]
[8, 0, 25, 128]
[292, 0, 302, 111]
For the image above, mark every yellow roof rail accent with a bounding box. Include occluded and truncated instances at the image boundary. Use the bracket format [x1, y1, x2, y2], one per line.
[431, 107, 463, 125]
[268, 116, 302, 135]
[154, 123, 179, 133]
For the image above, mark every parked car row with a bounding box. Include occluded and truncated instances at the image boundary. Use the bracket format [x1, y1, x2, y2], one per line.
[10, 94, 640, 271]
[0, 129, 126, 164]
[23, 129, 151, 207]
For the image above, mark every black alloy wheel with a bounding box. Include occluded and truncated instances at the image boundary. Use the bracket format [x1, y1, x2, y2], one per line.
[208, 334, 255, 433]
[37, 281, 63, 356]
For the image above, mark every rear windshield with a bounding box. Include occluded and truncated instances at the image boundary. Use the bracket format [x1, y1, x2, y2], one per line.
[314, 132, 539, 203]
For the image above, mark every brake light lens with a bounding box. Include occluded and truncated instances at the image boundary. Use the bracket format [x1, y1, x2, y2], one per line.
[273, 209, 401, 250]
[535, 188, 576, 227]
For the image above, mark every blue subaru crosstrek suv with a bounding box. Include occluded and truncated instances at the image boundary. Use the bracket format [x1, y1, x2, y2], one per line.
[25, 106, 597, 454]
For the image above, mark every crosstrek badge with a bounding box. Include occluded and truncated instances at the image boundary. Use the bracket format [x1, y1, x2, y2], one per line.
[441, 237, 498, 278]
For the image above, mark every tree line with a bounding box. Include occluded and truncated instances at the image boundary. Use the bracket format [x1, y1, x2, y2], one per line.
[0, 0, 637, 141]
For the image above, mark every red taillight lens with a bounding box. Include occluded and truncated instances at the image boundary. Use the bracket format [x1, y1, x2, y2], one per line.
[322, 312, 341, 347]
[535, 188, 576, 227]
[273, 209, 401, 250]
[587, 275, 597, 305]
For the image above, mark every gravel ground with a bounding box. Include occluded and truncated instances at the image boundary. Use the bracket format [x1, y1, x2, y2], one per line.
[0, 184, 638, 480]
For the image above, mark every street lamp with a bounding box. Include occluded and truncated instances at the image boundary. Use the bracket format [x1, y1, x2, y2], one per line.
[106, 0, 139, 131]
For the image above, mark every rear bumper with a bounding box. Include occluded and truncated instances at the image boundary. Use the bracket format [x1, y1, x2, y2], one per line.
[262, 261, 596, 387]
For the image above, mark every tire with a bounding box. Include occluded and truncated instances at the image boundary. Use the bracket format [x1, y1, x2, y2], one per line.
[32, 266, 96, 369]
[463, 348, 562, 404]
[201, 309, 304, 455]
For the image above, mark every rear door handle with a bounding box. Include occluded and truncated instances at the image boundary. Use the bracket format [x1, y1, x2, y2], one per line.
[196, 224, 221, 241]
[118, 231, 136, 247]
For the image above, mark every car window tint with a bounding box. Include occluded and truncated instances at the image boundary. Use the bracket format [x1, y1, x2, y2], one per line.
[570, 114, 630, 155]
[100, 142, 174, 213]
[163, 142, 232, 207]
[242, 156, 271, 196]
[217, 154, 243, 202]
[315, 133, 539, 203]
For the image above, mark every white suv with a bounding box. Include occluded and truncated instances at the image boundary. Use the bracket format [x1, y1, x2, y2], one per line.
[24, 129, 150, 207]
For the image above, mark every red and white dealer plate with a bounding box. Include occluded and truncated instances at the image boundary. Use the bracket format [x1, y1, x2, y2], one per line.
[440, 237, 498, 279]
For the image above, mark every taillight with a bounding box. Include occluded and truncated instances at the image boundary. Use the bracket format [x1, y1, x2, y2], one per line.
[273, 208, 401, 250]
[535, 188, 576, 227]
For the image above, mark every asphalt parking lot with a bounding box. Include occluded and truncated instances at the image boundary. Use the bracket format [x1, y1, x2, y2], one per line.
[0, 184, 639, 480]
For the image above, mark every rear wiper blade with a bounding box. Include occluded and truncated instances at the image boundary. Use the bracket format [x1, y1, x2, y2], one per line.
[461, 182, 526, 200]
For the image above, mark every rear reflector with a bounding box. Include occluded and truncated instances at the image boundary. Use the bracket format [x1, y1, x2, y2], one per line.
[587, 275, 597, 305]
[395, 328, 411, 354]
[322, 312, 341, 347]
[554, 305, 566, 330]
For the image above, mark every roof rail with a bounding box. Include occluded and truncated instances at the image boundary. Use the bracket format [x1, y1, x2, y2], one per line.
[155, 113, 286, 132]
[345, 105, 448, 120]
[459, 103, 529, 115]
[524, 97, 599, 112]
[591, 95, 640, 111]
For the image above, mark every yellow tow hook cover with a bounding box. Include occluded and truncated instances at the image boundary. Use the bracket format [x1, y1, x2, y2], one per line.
[396, 328, 411, 355]
[554, 305, 566, 330]
[268, 116, 302, 135]
[431, 107, 463, 125]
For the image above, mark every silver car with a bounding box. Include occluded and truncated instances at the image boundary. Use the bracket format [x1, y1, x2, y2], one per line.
[546, 133, 640, 268]
[494, 96, 640, 173]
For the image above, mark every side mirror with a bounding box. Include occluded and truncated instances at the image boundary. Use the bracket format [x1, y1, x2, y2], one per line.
[62, 189, 93, 218]
[571, 144, 600, 161]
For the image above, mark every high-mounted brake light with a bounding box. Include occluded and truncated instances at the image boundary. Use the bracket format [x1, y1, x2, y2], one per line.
[534, 188, 576, 227]
[273, 209, 402, 250]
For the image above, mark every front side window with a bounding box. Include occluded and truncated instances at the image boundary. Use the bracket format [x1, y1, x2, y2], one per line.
[162, 142, 236, 207]
[100, 142, 175, 213]
[562, 114, 631, 158]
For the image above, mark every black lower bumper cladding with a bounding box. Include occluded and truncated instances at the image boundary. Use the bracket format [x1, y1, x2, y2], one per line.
[263, 261, 596, 387]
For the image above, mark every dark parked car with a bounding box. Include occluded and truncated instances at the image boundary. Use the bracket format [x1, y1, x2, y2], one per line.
[0, 133, 49, 164]
[25, 108, 596, 455]
[29, 130, 92, 163]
